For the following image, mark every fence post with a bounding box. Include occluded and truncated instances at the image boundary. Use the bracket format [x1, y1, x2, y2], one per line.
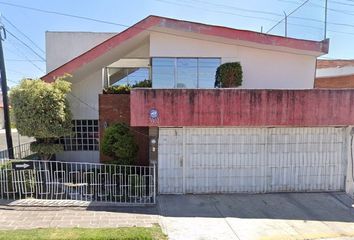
[153, 163, 156, 204]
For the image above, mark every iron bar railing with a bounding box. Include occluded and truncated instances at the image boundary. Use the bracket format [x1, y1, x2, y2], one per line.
[0, 159, 156, 205]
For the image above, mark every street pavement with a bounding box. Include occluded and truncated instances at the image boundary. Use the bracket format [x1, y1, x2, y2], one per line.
[0, 129, 34, 150]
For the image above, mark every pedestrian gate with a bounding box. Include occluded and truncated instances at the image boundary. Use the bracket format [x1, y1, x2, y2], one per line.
[0, 159, 156, 205]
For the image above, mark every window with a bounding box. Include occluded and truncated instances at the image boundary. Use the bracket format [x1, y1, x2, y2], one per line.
[198, 58, 221, 88]
[152, 57, 220, 88]
[60, 120, 99, 151]
[109, 68, 149, 86]
[152, 58, 175, 88]
[176, 58, 198, 88]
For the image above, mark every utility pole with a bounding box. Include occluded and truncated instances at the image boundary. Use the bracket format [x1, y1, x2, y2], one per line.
[0, 24, 14, 159]
[324, 0, 328, 39]
[283, 11, 288, 37]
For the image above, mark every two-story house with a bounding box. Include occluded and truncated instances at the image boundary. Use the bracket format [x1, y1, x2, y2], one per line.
[43, 15, 354, 196]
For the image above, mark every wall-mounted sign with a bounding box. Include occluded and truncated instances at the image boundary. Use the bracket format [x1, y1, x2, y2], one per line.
[149, 108, 159, 123]
[11, 161, 34, 171]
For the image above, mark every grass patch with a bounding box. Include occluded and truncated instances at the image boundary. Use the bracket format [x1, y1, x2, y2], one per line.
[0, 225, 167, 240]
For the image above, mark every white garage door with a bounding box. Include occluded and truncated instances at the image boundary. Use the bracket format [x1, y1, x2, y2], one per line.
[158, 127, 347, 194]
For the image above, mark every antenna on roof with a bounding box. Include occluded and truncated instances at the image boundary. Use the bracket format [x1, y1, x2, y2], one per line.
[324, 0, 328, 39]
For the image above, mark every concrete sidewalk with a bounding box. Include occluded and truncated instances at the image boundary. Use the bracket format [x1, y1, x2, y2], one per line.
[0, 204, 159, 230]
[158, 192, 354, 240]
[1, 192, 353, 240]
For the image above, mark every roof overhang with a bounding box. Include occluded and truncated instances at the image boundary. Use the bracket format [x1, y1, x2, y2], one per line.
[42, 15, 329, 82]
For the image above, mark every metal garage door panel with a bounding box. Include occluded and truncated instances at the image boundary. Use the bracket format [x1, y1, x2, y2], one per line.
[159, 127, 346, 194]
[267, 127, 346, 192]
[184, 128, 268, 193]
[158, 128, 183, 194]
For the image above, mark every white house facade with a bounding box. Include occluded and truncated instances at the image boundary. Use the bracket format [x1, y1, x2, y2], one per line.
[43, 16, 354, 196]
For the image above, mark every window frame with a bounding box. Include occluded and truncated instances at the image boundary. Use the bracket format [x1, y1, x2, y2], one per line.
[60, 119, 99, 152]
[151, 57, 221, 89]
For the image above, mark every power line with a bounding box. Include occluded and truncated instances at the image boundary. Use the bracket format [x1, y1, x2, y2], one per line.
[6, 68, 28, 75]
[309, 0, 354, 7]
[5, 29, 45, 61]
[68, 93, 99, 112]
[154, 0, 318, 31]
[157, 0, 281, 24]
[6, 78, 19, 84]
[280, 0, 354, 15]
[0, 1, 130, 28]
[1, 15, 45, 54]
[67, 92, 149, 138]
[1, 0, 354, 40]
[5, 59, 44, 62]
[180, 0, 283, 17]
[6, 38, 44, 73]
[173, 0, 354, 30]
[0, 0, 351, 61]
[0, 0, 283, 30]
[0, 0, 352, 41]
[155, 0, 354, 37]
[267, 0, 310, 33]
[0, 1, 326, 58]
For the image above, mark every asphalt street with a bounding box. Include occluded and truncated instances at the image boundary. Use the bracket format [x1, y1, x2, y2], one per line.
[0, 129, 34, 150]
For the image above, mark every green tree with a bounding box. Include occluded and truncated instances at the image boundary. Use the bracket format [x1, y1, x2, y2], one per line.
[101, 123, 138, 165]
[10, 77, 72, 160]
[215, 62, 243, 88]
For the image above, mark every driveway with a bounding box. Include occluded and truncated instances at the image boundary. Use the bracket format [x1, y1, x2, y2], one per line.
[158, 192, 354, 240]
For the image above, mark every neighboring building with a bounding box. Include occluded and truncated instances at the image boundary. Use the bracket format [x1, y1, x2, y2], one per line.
[315, 59, 354, 88]
[43, 16, 354, 196]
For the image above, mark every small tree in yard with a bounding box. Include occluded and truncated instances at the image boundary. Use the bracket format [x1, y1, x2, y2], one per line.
[10, 77, 72, 160]
[101, 123, 138, 165]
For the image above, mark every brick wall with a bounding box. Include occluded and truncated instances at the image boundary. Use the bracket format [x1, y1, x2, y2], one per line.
[315, 75, 354, 88]
[99, 94, 149, 165]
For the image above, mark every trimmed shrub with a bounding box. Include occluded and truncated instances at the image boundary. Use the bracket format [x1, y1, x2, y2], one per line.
[103, 79, 152, 94]
[30, 141, 64, 157]
[10, 76, 72, 160]
[103, 85, 131, 94]
[215, 62, 243, 88]
[101, 123, 138, 165]
[131, 79, 152, 88]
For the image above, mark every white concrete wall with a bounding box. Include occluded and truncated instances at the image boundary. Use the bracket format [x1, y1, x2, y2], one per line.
[46, 32, 116, 73]
[56, 151, 100, 163]
[60, 71, 102, 163]
[316, 66, 354, 78]
[69, 70, 102, 120]
[46, 32, 110, 163]
[346, 127, 354, 197]
[150, 32, 316, 89]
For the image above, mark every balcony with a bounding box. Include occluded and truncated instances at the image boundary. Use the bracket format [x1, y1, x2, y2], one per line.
[130, 88, 354, 127]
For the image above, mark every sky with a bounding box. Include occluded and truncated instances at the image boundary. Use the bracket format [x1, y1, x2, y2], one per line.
[1, 0, 354, 87]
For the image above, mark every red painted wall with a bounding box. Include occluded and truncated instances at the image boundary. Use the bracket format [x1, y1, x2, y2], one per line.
[99, 94, 149, 165]
[131, 89, 354, 127]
